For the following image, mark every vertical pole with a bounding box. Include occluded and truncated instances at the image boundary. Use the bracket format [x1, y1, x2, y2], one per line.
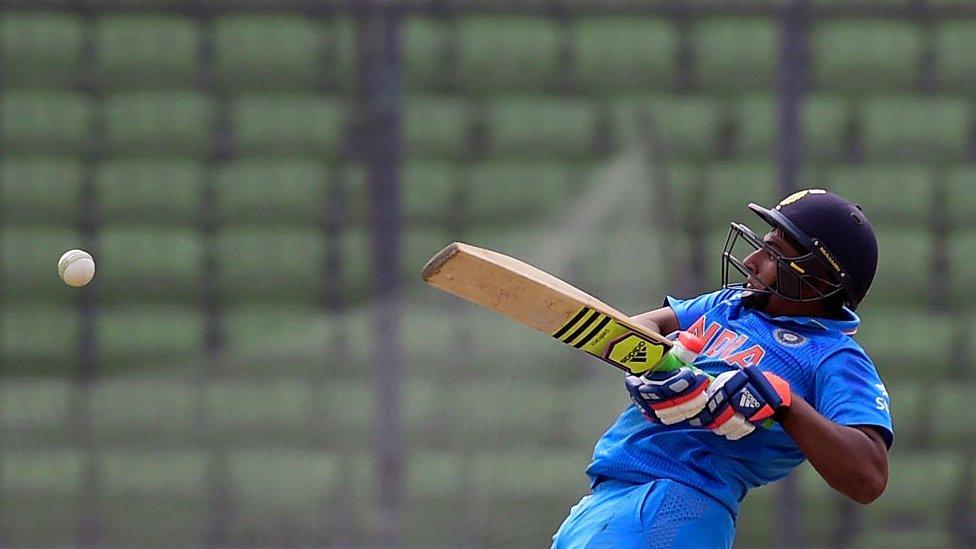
[776, 0, 808, 545]
[357, 1, 404, 545]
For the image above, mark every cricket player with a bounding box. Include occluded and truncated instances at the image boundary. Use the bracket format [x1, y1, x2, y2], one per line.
[552, 189, 892, 548]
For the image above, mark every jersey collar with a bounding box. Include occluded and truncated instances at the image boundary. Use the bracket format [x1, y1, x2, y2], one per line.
[756, 307, 860, 335]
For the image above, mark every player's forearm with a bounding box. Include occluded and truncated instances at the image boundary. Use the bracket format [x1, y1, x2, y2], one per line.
[779, 395, 888, 504]
[632, 307, 679, 337]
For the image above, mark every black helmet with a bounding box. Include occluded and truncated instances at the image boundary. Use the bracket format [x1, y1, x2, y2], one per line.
[723, 189, 878, 310]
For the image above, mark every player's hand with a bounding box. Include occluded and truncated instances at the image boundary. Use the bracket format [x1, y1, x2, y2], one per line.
[691, 367, 792, 440]
[625, 367, 711, 425]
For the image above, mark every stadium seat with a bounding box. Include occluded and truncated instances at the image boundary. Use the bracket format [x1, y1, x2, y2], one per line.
[861, 452, 964, 533]
[455, 16, 562, 93]
[0, 306, 80, 376]
[855, 308, 957, 380]
[886, 381, 923, 448]
[692, 18, 778, 93]
[231, 94, 348, 158]
[860, 96, 970, 162]
[822, 164, 934, 226]
[943, 230, 975, 309]
[87, 377, 197, 447]
[611, 95, 722, 158]
[851, 529, 959, 549]
[734, 483, 777, 547]
[98, 450, 209, 547]
[945, 166, 976, 230]
[403, 17, 453, 92]
[96, 226, 205, 302]
[483, 97, 598, 159]
[214, 159, 329, 225]
[464, 160, 578, 223]
[934, 22, 976, 93]
[0, 91, 93, 154]
[1, 157, 84, 226]
[810, 21, 923, 93]
[0, 226, 83, 301]
[93, 15, 199, 89]
[403, 451, 469, 544]
[734, 95, 776, 158]
[701, 161, 778, 228]
[102, 91, 214, 156]
[214, 16, 326, 91]
[95, 306, 204, 373]
[0, 377, 74, 445]
[565, 378, 630, 448]
[205, 380, 312, 446]
[1, 450, 86, 547]
[867, 228, 934, 307]
[401, 160, 460, 224]
[931, 383, 976, 449]
[571, 17, 677, 94]
[795, 463, 848, 546]
[96, 159, 204, 225]
[803, 95, 852, 160]
[402, 379, 455, 449]
[227, 449, 343, 545]
[403, 96, 473, 159]
[449, 382, 566, 448]
[0, 13, 84, 87]
[214, 226, 327, 302]
[220, 304, 341, 374]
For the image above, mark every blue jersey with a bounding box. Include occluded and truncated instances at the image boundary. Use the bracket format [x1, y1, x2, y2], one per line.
[586, 288, 893, 516]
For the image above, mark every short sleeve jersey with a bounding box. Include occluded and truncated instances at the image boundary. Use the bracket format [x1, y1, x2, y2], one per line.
[586, 289, 893, 515]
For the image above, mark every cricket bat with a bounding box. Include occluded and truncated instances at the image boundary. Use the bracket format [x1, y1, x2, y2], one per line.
[421, 242, 673, 375]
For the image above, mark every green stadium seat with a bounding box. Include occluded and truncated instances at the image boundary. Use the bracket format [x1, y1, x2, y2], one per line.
[931, 384, 976, 449]
[1, 157, 84, 226]
[96, 159, 204, 225]
[227, 449, 343, 545]
[795, 463, 847, 546]
[0, 91, 93, 154]
[934, 22, 976, 93]
[402, 379, 455, 448]
[868, 228, 934, 308]
[701, 161, 778, 227]
[449, 383, 564, 449]
[735, 94, 776, 158]
[861, 452, 964, 533]
[945, 166, 976, 230]
[0, 378, 74, 445]
[220, 304, 338, 374]
[102, 91, 214, 156]
[852, 530, 959, 549]
[95, 306, 204, 373]
[96, 226, 204, 302]
[571, 17, 677, 94]
[403, 17, 452, 92]
[214, 159, 328, 225]
[0, 306, 80, 376]
[565, 378, 630, 448]
[231, 94, 348, 158]
[214, 16, 326, 91]
[811, 21, 922, 93]
[0, 14, 84, 87]
[887, 381, 923, 448]
[822, 164, 934, 226]
[98, 450, 209, 547]
[93, 15, 199, 89]
[402, 160, 460, 224]
[484, 97, 598, 159]
[0, 226, 83, 301]
[692, 18, 777, 93]
[734, 483, 777, 547]
[87, 377, 197, 447]
[214, 226, 326, 302]
[611, 95, 721, 158]
[860, 96, 970, 161]
[464, 160, 578, 223]
[855, 308, 957, 380]
[1, 450, 86, 547]
[948, 230, 976, 310]
[455, 16, 561, 93]
[403, 96, 473, 159]
[403, 451, 468, 544]
[205, 380, 312, 446]
[804, 95, 851, 160]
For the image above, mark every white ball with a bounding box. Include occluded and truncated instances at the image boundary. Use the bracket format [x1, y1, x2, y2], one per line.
[58, 249, 95, 287]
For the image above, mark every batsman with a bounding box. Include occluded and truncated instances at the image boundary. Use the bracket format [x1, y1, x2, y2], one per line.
[552, 189, 892, 548]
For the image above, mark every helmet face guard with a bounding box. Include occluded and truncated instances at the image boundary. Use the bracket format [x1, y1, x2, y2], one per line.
[721, 222, 844, 305]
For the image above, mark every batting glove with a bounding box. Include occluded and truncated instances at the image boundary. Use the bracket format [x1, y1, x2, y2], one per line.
[690, 367, 791, 440]
[626, 367, 712, 425]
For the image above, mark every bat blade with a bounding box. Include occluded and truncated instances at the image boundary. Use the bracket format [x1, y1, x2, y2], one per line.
[421, 242, 672, 375]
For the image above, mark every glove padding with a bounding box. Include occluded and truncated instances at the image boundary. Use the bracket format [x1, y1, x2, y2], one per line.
[691, 367, 792, 440]
[626, 367, 712, 425]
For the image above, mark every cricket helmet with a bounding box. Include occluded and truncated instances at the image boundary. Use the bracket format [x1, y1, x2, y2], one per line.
[723, 189, 878, 310]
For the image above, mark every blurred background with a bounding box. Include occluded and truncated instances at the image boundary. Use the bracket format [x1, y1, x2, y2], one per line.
[0, 0, 973, 547]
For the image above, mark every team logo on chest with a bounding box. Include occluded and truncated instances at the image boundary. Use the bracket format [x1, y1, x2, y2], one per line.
[686, 317, 766, 368]
[774, 329, 807, 347]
